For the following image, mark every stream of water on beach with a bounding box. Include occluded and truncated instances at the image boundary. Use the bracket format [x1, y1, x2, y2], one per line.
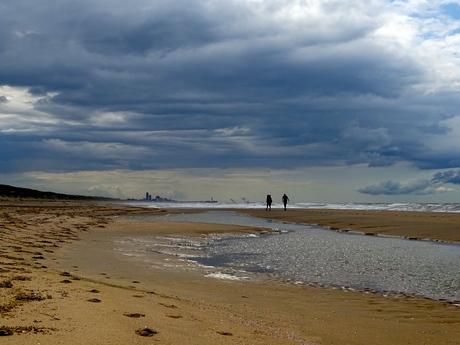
[120, 211, 460, 303]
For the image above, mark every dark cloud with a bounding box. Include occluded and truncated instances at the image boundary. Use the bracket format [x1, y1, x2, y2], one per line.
[359, 169, 460, 196]
[77, 9, 220, 56]
[1, 0, 460, 180]
[358, 179, 436, 196]
[432, 169, 460, 184]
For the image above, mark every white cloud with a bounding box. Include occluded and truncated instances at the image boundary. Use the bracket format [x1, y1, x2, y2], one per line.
[88, 184, 125, 199]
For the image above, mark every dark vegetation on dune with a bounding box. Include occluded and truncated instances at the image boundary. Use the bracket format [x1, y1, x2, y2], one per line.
[0, 184, 111, 201]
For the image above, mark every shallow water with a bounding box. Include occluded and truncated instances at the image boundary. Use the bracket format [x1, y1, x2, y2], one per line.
[123, 211, 460, 303]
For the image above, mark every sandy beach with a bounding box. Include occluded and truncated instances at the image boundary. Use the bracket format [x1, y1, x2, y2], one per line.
[1, 201, 459, 344]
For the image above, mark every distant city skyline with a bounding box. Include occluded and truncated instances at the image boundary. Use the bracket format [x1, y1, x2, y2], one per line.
[143, 192, 175, 202]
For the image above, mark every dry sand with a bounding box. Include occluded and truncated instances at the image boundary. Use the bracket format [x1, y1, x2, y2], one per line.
[0, 201, 459, 344]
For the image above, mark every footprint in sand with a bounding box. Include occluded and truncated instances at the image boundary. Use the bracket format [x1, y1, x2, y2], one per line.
[0, 327, 13, 336]
[123, 313, 145, 318]
[159, 303, 177, 309]
[0, 280, 13, 288]
[135, 327, 158, 337]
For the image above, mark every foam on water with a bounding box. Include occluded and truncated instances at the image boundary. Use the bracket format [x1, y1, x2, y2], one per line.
[125, 201, 460, 212]
[205, 272, 250, 281]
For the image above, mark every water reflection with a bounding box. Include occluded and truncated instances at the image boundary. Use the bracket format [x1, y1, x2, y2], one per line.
[134, 211, 460, 302]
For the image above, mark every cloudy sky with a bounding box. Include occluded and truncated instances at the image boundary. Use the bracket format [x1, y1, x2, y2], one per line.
[2, 0, 460, 203]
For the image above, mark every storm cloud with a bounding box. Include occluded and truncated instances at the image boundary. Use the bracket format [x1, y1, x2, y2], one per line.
[359, 169, 460, 196]
[1, 1, 460, 200]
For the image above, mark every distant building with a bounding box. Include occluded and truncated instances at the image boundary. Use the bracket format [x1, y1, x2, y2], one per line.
[142, 193, 175, 202]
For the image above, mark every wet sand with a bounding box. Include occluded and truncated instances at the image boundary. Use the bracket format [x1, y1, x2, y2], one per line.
[240, 208, 460, 243]
[0, 201, 459, 344]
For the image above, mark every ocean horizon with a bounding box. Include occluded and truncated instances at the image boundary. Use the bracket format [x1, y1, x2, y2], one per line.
[125, 201, 460, 213]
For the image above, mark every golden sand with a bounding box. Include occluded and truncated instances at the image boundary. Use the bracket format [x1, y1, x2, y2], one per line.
[0, 201, 459, 344]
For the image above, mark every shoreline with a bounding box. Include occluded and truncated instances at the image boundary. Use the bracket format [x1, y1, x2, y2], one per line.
[1, 201, 459, 344]
[236, 208, 460, 244]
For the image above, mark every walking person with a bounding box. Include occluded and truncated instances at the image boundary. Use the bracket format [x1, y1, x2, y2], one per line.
[282, 193, 289, 210]
[266, 194, 272, 211]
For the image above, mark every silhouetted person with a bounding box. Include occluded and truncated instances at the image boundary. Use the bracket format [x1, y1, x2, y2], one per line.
[266, 194, 272, 211]
[282, 193, 289, 210]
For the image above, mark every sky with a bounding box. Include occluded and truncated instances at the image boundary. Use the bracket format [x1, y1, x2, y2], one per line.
[2, 0, 460, 203]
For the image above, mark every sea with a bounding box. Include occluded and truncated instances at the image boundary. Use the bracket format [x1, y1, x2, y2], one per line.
[126, 201, 460, 213]
[119, 201, 460, 304]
